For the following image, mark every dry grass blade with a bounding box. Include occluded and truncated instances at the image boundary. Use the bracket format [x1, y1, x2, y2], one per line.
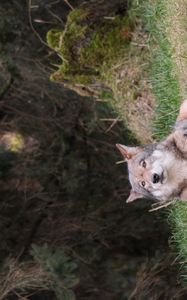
[128, 255, 187, 300]
[0, 259, 51, 300]
[149, 199, 177, 212]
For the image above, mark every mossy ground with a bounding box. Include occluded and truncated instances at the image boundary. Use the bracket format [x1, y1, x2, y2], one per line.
[47, 7, 133, 86]
[47, 3, 156, 143]
[103, 21, 156, 143]
[48, 0, 187, 285]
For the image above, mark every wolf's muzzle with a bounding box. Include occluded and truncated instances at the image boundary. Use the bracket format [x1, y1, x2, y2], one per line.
[152, 173, 161, 184]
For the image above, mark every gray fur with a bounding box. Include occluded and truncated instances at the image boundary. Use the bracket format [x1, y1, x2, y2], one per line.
[117, 103, 187, 202]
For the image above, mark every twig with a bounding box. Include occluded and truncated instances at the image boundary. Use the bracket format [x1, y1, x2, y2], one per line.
[28, 0, 59, 53]
[28, 0, 49, 48]
[100, 118, 122, 121]
[105, 118, 119, 133]
[46, 7, 64, 25]
[63, 0, 74, 10]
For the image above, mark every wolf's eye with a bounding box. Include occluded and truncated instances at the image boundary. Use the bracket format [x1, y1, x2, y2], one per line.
[140, 160, 146, 168]
[142, 161, 146, 168]
[141, 181, 145, 187]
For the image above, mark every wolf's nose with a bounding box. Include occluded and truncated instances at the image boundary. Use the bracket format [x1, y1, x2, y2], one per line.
[152, 173, 160, 184]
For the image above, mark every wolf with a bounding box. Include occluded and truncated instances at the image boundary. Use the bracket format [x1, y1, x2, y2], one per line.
[116, 100, 187, 203]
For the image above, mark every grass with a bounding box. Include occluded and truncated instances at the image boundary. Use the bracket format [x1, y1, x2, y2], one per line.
[103, 24, 156, 144]
[137, 0, 187, 282]
[0, 258, 51, 299]
[169, 202, 187, 281]
[165, 0, 187, 99]
[138, 0, 181, 140]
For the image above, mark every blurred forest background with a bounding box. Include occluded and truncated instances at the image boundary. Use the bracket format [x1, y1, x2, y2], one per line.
[0, 0, 186, 299]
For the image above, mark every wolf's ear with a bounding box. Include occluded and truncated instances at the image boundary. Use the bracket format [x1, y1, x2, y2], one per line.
[126, 190, 144, 203]
[177, 99, 187, 121]
[116, 144, 141, 160]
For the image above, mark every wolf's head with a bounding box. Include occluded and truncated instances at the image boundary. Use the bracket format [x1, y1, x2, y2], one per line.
[116, 143, 180, 202]
[116, 99, 187, 203]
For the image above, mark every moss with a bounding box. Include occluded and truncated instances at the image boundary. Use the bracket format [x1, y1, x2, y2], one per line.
[79, 17, 132, 74]
[51, 70, 94, 85]
[47, 6, 133, 86]
[47, 9, 88, 58]
[68, 8, 88, 24]
[47, 29, 62, 51]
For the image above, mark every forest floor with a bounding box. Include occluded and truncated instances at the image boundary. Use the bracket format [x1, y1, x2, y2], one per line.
[0, 1, 187, 300]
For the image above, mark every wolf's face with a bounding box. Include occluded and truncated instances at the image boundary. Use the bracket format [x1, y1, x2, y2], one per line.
[116, 100, 187, 203]
[116, 143, 183, 202]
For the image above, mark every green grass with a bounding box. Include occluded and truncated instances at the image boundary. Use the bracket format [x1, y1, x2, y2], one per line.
[169, 202, 187, 281]
[137, 0, 181, 140]
[138, 0, 187, 282]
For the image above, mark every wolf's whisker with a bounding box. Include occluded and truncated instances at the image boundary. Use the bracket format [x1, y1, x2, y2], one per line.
[116, 160, 126, 164]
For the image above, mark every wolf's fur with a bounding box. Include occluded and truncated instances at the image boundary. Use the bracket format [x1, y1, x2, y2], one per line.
[116, 100, 187, 203]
